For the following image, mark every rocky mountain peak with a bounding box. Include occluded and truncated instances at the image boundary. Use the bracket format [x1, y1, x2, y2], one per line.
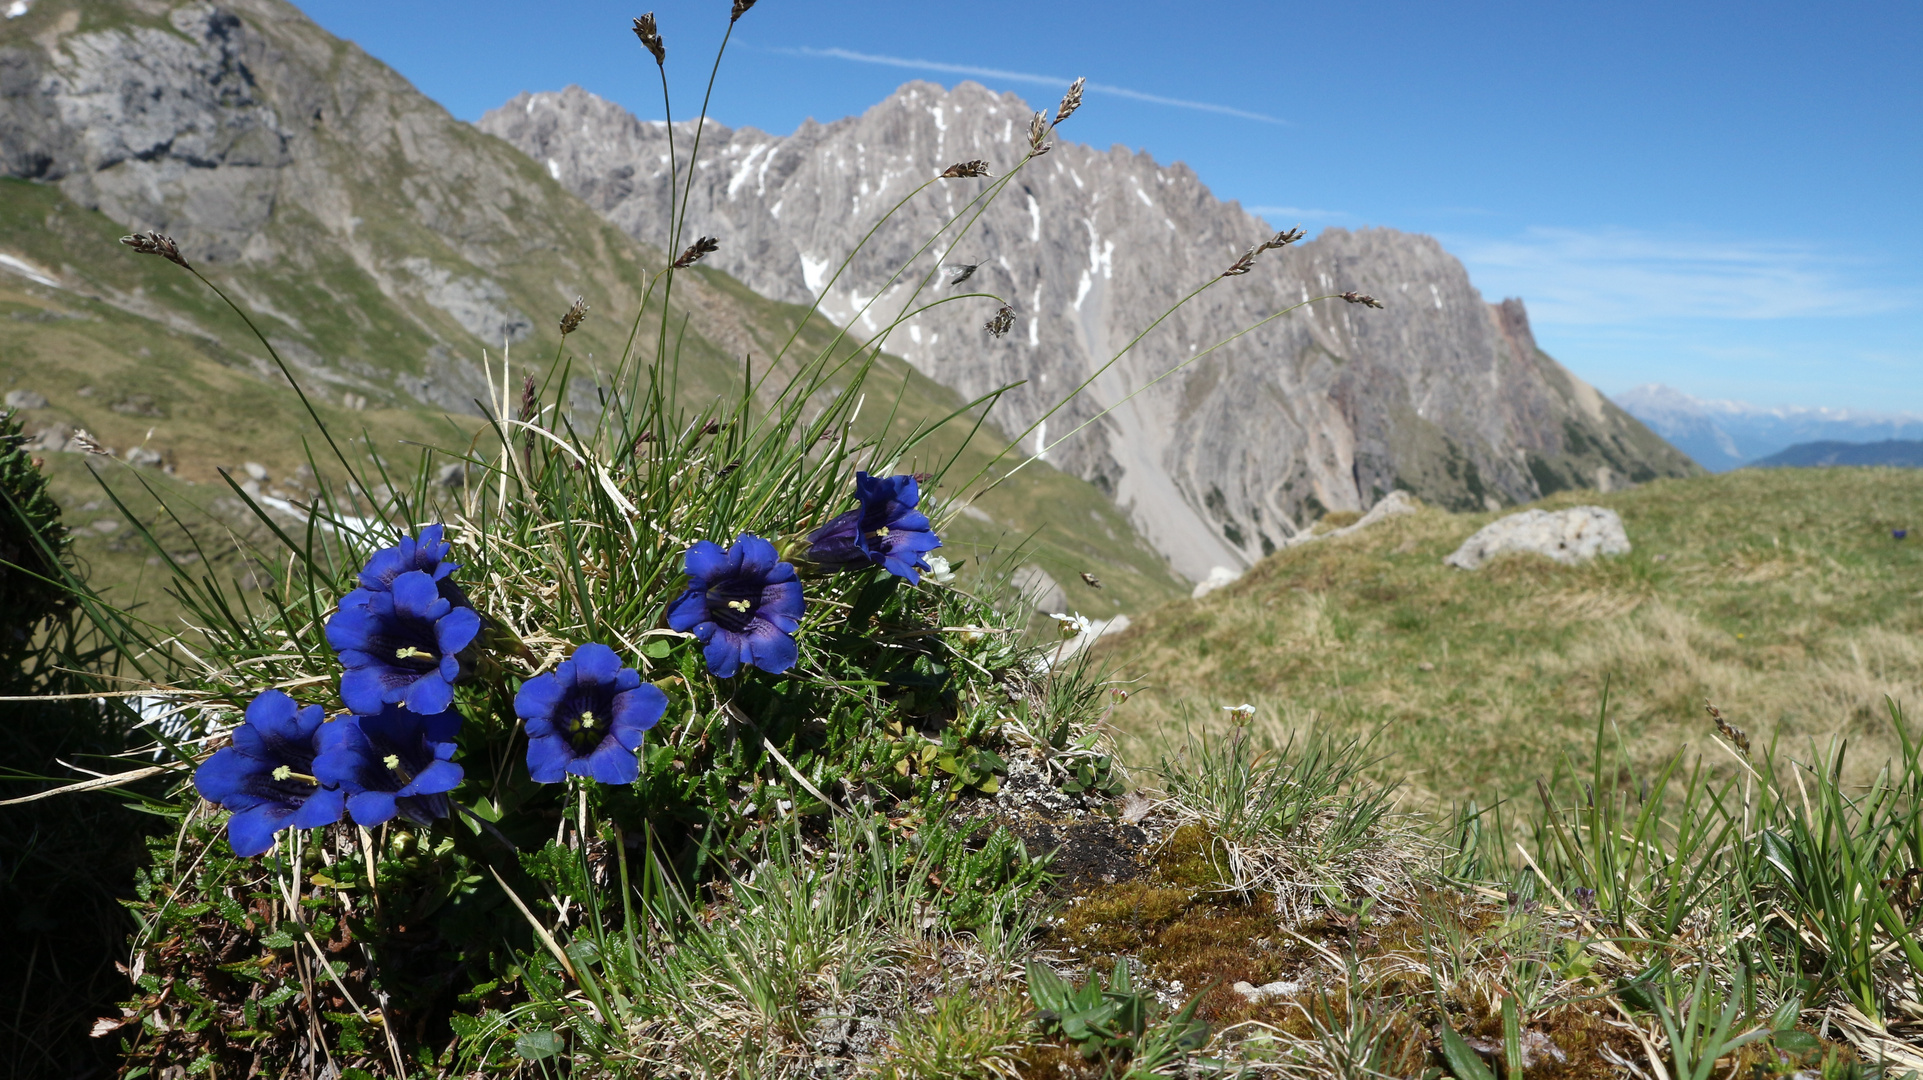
[484, 79, 1695, 581]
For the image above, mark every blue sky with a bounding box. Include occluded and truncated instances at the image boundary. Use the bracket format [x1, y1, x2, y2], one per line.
[297, 0, 1922, 412]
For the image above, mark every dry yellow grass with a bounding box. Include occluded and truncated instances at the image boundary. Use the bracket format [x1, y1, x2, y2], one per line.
[1096, 468, 1923, 808]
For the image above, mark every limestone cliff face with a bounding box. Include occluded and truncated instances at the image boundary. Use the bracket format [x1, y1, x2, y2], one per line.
[483, 82, 1697, 581]
[0, 0, 673, 414]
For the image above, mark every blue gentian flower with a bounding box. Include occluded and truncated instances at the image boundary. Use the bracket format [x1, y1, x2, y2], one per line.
[806, 472, 943, 584]
[313, 703, 464, 826]
[515, 642, 668, 784]
[340, 524, 465, 612]
[666, 534, 806, 677]
[193, 689, 345, 857]
[326, 570, 481, 716]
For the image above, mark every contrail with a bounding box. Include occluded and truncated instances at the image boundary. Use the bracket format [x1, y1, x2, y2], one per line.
[776, 46, 1284, 125]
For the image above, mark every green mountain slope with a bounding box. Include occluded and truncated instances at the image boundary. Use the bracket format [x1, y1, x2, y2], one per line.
[0, 0, 1183, 621]
[1097, 467, 1923, 806]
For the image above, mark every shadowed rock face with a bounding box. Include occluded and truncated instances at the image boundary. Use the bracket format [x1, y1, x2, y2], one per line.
[482, 81, 1697, 581]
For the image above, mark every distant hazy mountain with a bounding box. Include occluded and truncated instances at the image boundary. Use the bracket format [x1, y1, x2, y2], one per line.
[1614, 384, 1923, 472]
[483, 83, 1694, 581]
[1749, 440, 1923, 469]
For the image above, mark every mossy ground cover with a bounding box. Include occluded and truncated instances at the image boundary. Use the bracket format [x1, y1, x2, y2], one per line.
[1099, 467, 1923, 808]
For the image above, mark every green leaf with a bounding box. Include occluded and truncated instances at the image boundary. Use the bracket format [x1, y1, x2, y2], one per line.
[641, 638, 672, 659]
[259, 930, 295, 949]
[1026, 960, 1072, 1013]
[1770, 1028, 1819, 1054]
[1438, 1022, 1497, 1080]
[514, 1030, 566, 1060]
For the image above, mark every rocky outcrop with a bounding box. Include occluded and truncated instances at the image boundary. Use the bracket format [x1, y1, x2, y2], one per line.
[0, 0, 668, 415]
[482, 82, 1698, 581]
[1443, 506, 1630, 570]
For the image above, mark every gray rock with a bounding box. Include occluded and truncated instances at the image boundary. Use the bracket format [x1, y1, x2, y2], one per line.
[1443, 506, 1630, 571]
[125, 445, 163, 467]
[1192, 491, 1417, 597]
[5, 389, 47, 409]
[1010, 564, 1066, 614]
[433, 461, 468, 487]
[1190, 566, 1242, 600]
[482, 83, 1698, 582]
[242, 461, 268, 481]
[1232, 979, 1302, 1004]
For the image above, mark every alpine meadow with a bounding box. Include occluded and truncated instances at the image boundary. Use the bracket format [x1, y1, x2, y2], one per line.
[1, 3, 1920, 1080]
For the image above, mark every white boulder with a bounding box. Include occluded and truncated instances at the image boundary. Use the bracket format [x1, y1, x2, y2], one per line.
[1444, 506, 1630, 571]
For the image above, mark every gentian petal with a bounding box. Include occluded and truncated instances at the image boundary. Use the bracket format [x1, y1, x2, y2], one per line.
[703, 633, 743, 679]
[733, 533, 779, 577]
[339, 667, 392, 716]
[408, 758, 464, 796]
[436, 605, 482, 656]
[580, 738, 639, 785]
[193, 747, 259, 805]
[226, 805, 293, 858]
[514, 672, 564, 723]
[389, 570, 451, 622]
[346, 789, 400, 827]
[324, 602, 381, 656]
[570, 642, 622, 685]
[665, 589, 710, 633]
[744, 622, 798, 674]
[806, 510, 864, 566]
[759, 579, 805, 629]
[683, 540, 729, 582]
[290, 786, 346, 830]
[525, 734, 572, 784]
[401, 672, 454, 716]
[611, 683, 668, 748]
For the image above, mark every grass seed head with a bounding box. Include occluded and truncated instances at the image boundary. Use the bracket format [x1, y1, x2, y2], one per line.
[557, 296, 589, 336]
[1222, 244, 1260, 277]
[1259, 227, 1307, 252]
[1054, 76, 1087, 125]
[70, 429, 110, 455]
[1027, 111, 1052, 156]
[984, 305, 1016, 338]
[730, 0, 756, 23]
[518, 373, 537, 422]
[1341, 290, 1385, 308]
[940, 159, 991, 179]
[674, 236, 720, 268]
[119, 231, 188, 268]
[632, 13, 665, 65]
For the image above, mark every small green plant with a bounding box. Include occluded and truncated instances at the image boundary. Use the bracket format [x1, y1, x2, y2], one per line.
[1025, 958, 1208, 1075]
[1062, 753, 1127, 799]
[876, 991, 1028, 1080]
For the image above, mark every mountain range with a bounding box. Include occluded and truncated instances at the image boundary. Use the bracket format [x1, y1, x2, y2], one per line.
[0, 0, 1183, 618]
[480, 83, 1697, 582]
[1614, 384, 1923, 472]
[1748, 440, 1923, 469]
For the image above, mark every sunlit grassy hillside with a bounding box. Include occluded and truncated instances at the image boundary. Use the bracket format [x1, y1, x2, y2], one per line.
[3, 176, 1183, 634]
[1098, 467, 1923, 807]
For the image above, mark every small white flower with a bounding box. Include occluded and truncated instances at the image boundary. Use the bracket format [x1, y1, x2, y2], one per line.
[1048, 611, 1094, 638]
[1222, 703, 1256, 719]
[924, 553, 956, 584]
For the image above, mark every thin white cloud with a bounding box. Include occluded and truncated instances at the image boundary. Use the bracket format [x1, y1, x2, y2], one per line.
[1449, 226, 1911, 325]
[1247, 205, 1350, 221]
[777, 46, 1283, 124]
